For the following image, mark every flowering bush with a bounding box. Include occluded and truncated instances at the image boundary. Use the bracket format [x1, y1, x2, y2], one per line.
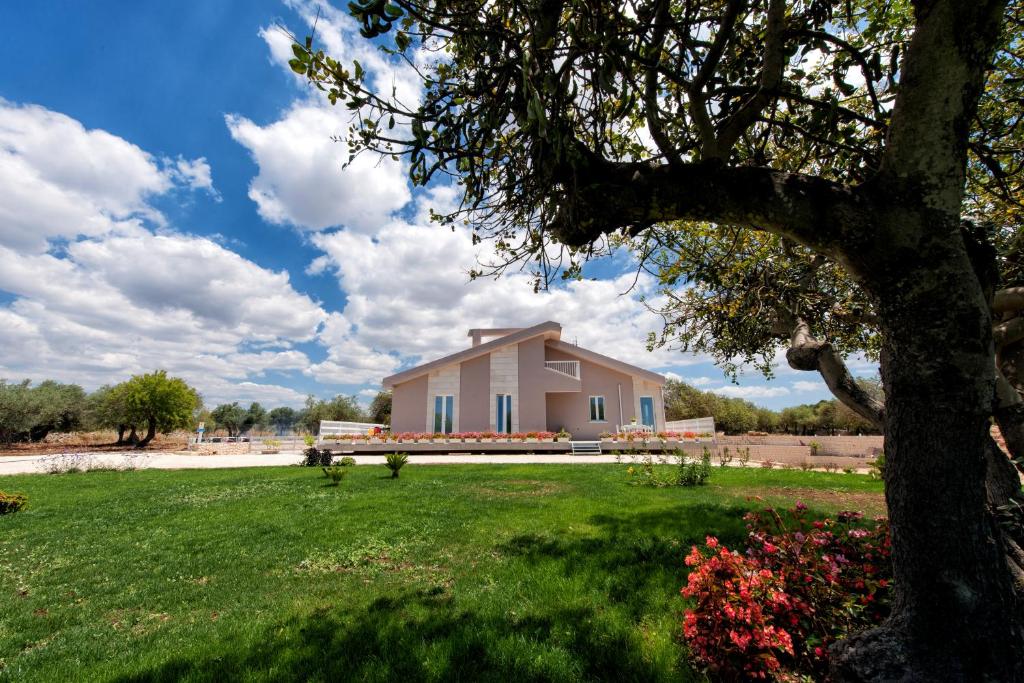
[682, 504, 891, 681]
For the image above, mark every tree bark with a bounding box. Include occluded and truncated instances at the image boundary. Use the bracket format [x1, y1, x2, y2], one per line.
[136, 418, 157, 449]
[830, 227, 1024, 681]
[115, 424, 127, 446]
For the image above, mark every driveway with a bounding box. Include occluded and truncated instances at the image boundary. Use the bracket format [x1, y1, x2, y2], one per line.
[0, 451, 627, 476]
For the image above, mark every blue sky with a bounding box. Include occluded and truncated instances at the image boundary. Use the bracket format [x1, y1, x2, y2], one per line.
[0, 1, 872, 410]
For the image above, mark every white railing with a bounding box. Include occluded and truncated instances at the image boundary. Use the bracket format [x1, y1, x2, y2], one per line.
[319, 420, 386, 438]
[544, 360, 581, 379]
[665, 417, 717, 435]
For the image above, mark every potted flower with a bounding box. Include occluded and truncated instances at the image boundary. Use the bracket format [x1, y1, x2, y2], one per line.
[431, 432, 446, 443]
[479, 431, 494, 443]
[525, 431, 539, 442]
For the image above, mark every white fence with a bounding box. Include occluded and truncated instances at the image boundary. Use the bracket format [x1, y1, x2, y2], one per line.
[318, 420, 386, 439]
[665, 416, 717, 436]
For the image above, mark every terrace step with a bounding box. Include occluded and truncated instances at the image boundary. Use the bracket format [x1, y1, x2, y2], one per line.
[570, 441, 602, 455]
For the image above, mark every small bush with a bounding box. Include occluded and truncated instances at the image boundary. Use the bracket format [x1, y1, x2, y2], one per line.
[322, 466, 348, 486]
[869, 453, 885, 480]
[0, 491, 27, 515]
[339, 456, 356, 466]
[303, 435, 316, 447]
[301, 447, 333, 467]
[626, 449, 711, 487]
[798, 460, 814, 472]
[761, 459, 776, 469]
[737, 447, 751, 467]
[823, 462, 839, 473]
[385, 452, 408, 479]
[682, 505, 891, 681]
[808, 440, 821, 456]
[843, 466, 856, 474]
[717, 446, 733, 468]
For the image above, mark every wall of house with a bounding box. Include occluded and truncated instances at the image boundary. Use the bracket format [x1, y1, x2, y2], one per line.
[391, 375, 428, 433]
[425, 364, 460, 432]
[632, 377, 666, 432]
[517, 337, 553, 432]
[489, 344, 519, 432]
[459, 353, 490, 432]
[545, 351, 636, 439]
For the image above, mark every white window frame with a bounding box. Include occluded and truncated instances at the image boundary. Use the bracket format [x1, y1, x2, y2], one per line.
[432, 394, 455, 434]
[589, 395, 606, 422]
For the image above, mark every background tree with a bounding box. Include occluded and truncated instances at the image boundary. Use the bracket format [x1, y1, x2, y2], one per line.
[268, 406, 298, 435]
[298, 394, 366, 434]
[368, 390, 392, 425]
[121, 371, 201, 448]
[242, 402, 268, 435]
[0, 380, 86, 443]
[296, 0, 1024, 675]
[210, 403, 247, 437]
[84, 384, 137, 444]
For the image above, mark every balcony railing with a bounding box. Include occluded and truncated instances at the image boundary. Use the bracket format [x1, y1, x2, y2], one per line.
[544, 360, 581, 379]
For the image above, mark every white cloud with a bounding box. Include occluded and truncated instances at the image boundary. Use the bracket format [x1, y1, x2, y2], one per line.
[711, 385, 791, 400]
[226, 105, 411, 232]
[0, 100, 212, 252]
[792, 379, 825, 392]
[0, 101, 326, 406]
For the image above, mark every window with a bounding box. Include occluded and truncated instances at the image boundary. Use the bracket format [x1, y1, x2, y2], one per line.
[433, 395, 454, 433]
[640, 396, 655, 428]
[589, 395, 606, 422]
[496, 394, 512, 433]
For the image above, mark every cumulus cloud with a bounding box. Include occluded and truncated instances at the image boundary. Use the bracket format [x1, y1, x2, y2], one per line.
[792, 379, 825, 392]
[0, 100, 216, 252]
[0, 101, 323, 406]
[711, 385, 791, 400]
[226, 106, 411, 232]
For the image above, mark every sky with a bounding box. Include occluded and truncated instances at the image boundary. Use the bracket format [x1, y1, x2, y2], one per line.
[0, 0, 876, 411]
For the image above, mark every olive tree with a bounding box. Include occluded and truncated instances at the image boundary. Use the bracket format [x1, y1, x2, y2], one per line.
[293, 0, 1024, 677]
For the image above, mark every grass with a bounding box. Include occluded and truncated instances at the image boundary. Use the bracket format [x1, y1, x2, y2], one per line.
[0, 464, 883, 682]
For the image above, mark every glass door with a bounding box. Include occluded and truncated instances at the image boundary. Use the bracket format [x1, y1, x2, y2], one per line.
[496, 394, 512, 433]
[640, 396, 655, 429]
[433, 395, 454, 433]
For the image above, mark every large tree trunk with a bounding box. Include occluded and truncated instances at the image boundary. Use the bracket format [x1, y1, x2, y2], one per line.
[115, 424, 127, 446]
[135, 419, 156, 449]
[832, 231, 1024, 680]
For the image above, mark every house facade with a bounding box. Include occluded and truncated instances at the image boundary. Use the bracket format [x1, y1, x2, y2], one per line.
[383, 321, 666, 439]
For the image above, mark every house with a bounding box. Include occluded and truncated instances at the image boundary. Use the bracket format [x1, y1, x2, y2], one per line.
[383, 321, 666, 439]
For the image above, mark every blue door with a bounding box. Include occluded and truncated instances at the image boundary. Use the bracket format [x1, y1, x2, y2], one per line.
[640, 396, 655, 429]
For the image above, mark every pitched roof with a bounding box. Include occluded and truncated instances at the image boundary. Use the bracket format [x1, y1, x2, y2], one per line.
[382, 321, 562, 388]
[545, 339, 666, 385]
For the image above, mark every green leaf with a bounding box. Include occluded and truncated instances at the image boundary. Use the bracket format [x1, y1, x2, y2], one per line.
[288, 58, 307, 75]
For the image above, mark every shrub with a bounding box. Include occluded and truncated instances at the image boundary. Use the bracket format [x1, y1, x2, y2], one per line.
[843, 466, 856, 474]
[717, 446, 733, 468]
[823, 462, 839, 473]
[808, 440, 821, 456]
[322, 466, 348, 486]
[761, 459, 776, 469]
[338, 456, 356, 466]
[0, 491, 27, 515]
[627, 449, 711, 487]
[303, 434, 316, 447]
[301, 447, 333, 467]
[869, 453, 885, 480]
[682, 505, 891, 681]
[737, 447, 751, 467]
[798, 460, 814, 472]
[385, 452, 408, 479]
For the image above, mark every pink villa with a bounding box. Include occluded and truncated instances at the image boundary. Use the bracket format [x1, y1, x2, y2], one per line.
[383, 321, 666, 440]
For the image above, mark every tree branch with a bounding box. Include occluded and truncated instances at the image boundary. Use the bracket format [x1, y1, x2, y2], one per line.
[548, 152, 871, 257]
[995, 287, 1024, 314]
[785, 318, 886, 429]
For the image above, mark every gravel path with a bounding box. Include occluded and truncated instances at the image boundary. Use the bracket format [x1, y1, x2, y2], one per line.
[0, 451, 628, 476]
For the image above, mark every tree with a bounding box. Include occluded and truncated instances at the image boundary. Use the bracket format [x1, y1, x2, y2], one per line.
[0, 380, 86, 443]
[243, 402, 268, 434]
[298, 394, 366, 434]
[268, 406, 298, 435]
[210, 403, 247, 437]
[121, 371, 200, 448]
[368, 391, 392, 425]
[85, 384, 136, 444]
[296, 0, 1024, 675]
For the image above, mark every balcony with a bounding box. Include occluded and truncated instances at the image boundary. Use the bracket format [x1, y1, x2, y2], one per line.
[544, 360, 580, 379]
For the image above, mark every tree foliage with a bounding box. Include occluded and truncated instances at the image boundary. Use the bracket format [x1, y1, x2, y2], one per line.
[0, 380, 86, 444]
[368, 390, 392, 425]
[120, 371, 201, 447]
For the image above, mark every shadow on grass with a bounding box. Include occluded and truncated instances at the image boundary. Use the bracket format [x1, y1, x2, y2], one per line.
[116, 587, 684, 682]
[117, 503, 764, 682]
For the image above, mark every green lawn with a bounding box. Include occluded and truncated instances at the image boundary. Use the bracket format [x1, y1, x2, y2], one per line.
[0, 464, 884, 682]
